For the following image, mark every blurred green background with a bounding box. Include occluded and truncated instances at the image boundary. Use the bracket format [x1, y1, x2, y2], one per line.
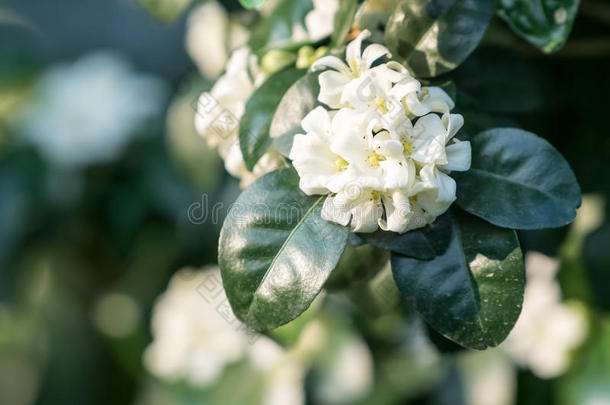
[1, 0, 609, 404]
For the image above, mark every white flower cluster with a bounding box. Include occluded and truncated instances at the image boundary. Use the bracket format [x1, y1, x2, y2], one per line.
[144, 266, 305, 405]
[195, 47, 285, 188]
[290, 30, 471, 233]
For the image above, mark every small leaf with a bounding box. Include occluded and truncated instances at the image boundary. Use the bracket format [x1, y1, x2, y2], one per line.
[219, 168, 349, 331]
[384, 0, 494, 78]
[391, 209, 524, 349]
[239, 0, 269, 10]
[269, 70, 322, 156]
[240, 68, 306, 170]
[497, 0, 580, 54]
[139, 0, 193, 23]
[332, 0, 359, 47]
[357, 212, 452, 260]
[454, 128, 581, 230]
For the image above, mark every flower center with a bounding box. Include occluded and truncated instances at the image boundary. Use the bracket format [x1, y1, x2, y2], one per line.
[368, 153, 386, 167]
[375, 98, 388, 115]
[371, 190, 381, 201]
[349, 60, 360, 78]
[418, 88, 430, 102]
[402, 139, 414, 156]
[335, 157, 349, 170]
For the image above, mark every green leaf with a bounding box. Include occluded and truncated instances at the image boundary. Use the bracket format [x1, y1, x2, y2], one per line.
[384, 0, 494, 78]
[331, 0, 359, 47]
[240, 68, 306, 170]
[454, 128, 581, 230]
[239, 0, 269, 10]
[325, 243, 389, 289]
[497, 0, 580, 54]
[356, 212, 453, 260]
[219, 168, 350, 331]
[139, 0, 193, 23]
[269, 70, 322, 157]
[391, 209, 524, 349]
[249, 0, 314, 52]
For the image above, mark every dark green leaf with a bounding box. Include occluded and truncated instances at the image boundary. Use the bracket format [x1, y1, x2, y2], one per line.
[391, 209, 524, 349]
[384, 0, 494, 78]
[249, 0, 314, 52]
[357, 212, 452, 260]
[325, 244, 389, 289]
[269, 70, 322, 157]
[497, 0, 580, 54]
[139, 0, 193, 23]
[240, 68, 305, 170]
[239, 0, 269, 10]
[332, 0, 359, 47]
[454, 128, 581, 230]
[219, 168, 350, 331]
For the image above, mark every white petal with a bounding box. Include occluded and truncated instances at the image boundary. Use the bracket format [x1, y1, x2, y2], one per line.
[346, 30, 371, 63]
[322, 195, 351, 227]
[289, 134, 336, 195]
[300, 106, 331, 138]
[443, 141, 471, 172]
[311, 55, 349, 73]
[362, 44, 391, 68]
[443, 113, 464, 141]
[417, 166, 456, 216]
[425, 87, 455, 111]
[349, 195, 383, 233]
[318, 70, 351, 109]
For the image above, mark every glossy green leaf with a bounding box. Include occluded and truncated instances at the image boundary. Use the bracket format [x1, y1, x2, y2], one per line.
[139, 0, 192, 23]
[239, 0, 269, 10]
[356, 212, 452, 260]
[240, 68, 305, 170]
[249, 0, 314, 52]
[384, 0, 494, 78]
[269, 70, 322, 157]
[391, 209, 524, 349]
[331, 0, 359, 47]
[454, 128, 581, 230]
[219, 168, 350, 331]
[497, 0, 580, 54]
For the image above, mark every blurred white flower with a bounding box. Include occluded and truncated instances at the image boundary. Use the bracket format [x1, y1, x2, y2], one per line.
[19, 51, 166, 168]
[186, 1, 249, 80]
[195, 47, 284, 188]
[304, 0, 340, 42]
[291, 31, 470, 233]
[501, 252, 588, 379]
[144, 266, 305, 405]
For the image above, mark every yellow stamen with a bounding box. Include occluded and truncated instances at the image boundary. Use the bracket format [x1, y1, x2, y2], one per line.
[371, 190, 381, 200]
[349, 60, 360, 77]
[418, 88, 429, 102]
[335, 157, 349, 170]
[402, 139, 414, 155]
[369, 154, 386, 166]
[375, 98, 388, 115]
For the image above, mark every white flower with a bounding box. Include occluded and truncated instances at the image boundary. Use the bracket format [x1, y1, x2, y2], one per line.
[186, 1, 249, 80]
[19, 51, 166, 168]
[501, 252, 588, 379]
[195, 47, 284, 188]
[312, 30, 394, 109]
[290, 32, 470, 233]
[144, 266, 306, 405]
[304, 0, 340, 42]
